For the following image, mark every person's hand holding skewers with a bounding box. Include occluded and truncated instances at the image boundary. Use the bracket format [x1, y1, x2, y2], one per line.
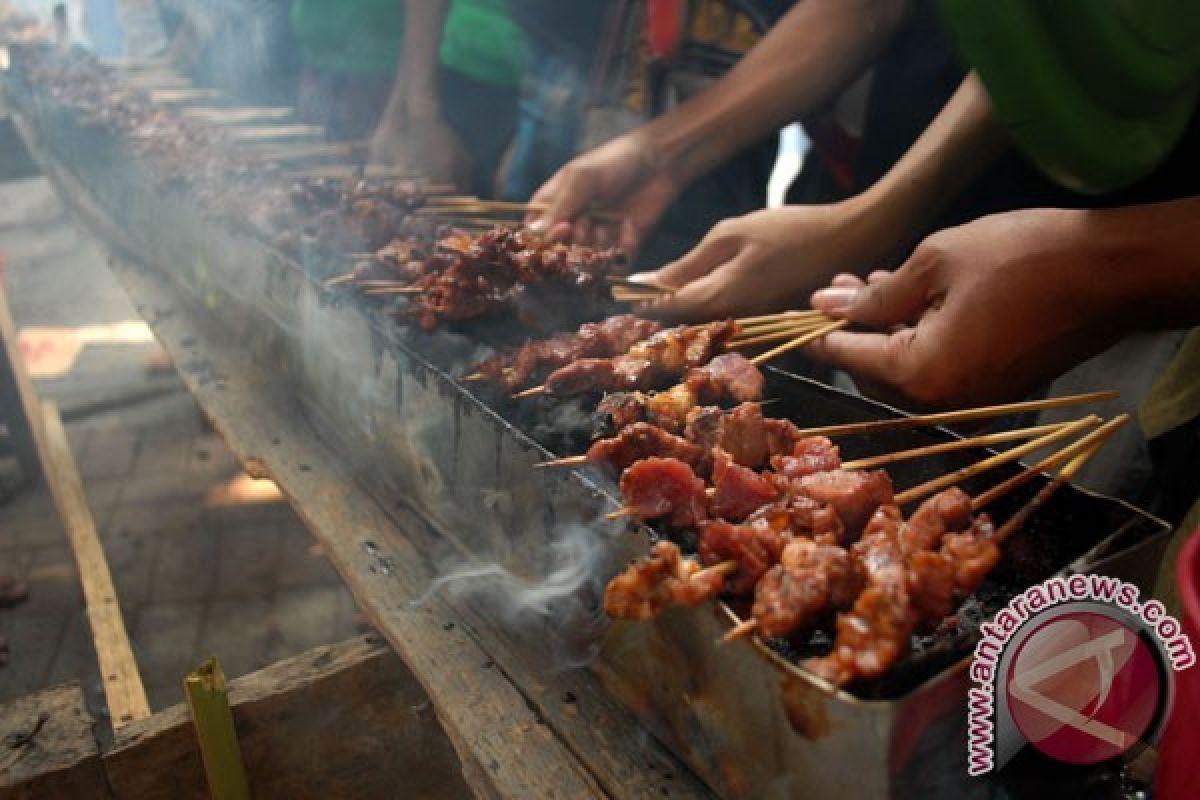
[625, 75, 1008, 322]
[807, 199, 1200, 408]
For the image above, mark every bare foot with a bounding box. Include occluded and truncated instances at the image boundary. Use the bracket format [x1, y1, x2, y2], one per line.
[0, 575, 28, 609]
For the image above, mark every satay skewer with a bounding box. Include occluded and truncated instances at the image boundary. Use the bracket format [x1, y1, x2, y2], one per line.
[729, 313, 832, 336]
[363, 286, 424, 296]
[794, 389, 1119, 438]
[722, 419, 1121, 645]
[971, 414, 1128, 512]
[726, 321, 842, 350]
[603, 420, 1079, 522]
[892, 415, 1101, 505]
[839, 420, 1074, 470]
[606, 275, 676, 293]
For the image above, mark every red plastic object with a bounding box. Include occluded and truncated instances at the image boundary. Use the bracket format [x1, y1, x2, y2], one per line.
[1157, 527, 1200, 800]
[646, 0, 685, 60]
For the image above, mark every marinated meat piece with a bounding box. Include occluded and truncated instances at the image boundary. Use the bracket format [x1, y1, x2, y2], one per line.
[764, 417, 806, 458]
[807, 584, 915, 685]
[547, 358, 628, 396]
[900, 487, 973, 553]
[697, 521, 776, 596]
[793, 469, 895, 539]
[940, 515, 1000, 595]
[752, 539, 864, 639]
[543, 321, 737, 397]
[709, 448, 780, 520]
[644, 383, 701, 433]
[604, 541, 731, 620]
[905, 550, 957, 631]
[684, 353, 764, 404]
[593, 356, 765, 437]
[771, 436, 842, 479]
[409, 228, 624, 330]
[619, 458, 708, 529]
[595, 392, 652, 436]
[684, 402, 770, 470]
[475, 316, 660, 391]
[746, 494, 845, 544]
[585, 423, 706, 475]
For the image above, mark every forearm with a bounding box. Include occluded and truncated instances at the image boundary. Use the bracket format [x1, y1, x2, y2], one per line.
[642, 0, 909, 185]
[844, 73, 1007, 254]
[1085, 197, 1200, 330]
[380, 0, 450, 123]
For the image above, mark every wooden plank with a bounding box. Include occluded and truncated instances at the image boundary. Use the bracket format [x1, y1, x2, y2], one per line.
[0, 282, 44, 483]
[0, 683, 111, 799]
[102, 256, 712, 799]
[105, 635, 470, 800]
[38, 402, 151, 729]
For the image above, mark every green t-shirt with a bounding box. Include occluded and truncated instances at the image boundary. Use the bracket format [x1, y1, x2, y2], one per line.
[439, 0, 528, 88]
[291, 0, 405, 76]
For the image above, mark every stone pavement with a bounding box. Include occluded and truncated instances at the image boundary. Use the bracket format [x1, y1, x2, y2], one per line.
[0, 158, 363, 722]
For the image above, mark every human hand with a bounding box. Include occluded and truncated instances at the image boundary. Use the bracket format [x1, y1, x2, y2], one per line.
[527, 133, 682, 253]
[633, 201, 883, 321]
[807, 208, 1123, 408]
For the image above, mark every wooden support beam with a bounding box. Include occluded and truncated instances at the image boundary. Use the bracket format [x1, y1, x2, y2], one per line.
[104, 635, 470, 800]
[0, 682, 110, 799]
[38, 401, 150, 729]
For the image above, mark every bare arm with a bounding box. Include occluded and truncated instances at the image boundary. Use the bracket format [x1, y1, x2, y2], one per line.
[644, 0, 911, 186]
[533, 0, 911, 245]
[642, 73, 1008, 320]
[808, 196, 1200, 407]
[380, 0, 449, 125]
[370, 1, 470, 186]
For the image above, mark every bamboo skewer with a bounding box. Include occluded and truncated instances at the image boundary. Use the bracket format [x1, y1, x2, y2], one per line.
[734, 310, 829, 329]
[723, 618, 759, 643]
[729, 318, 832, 339]
[891, 415, 1101, 506]
[793, 390, 1119, 439]
[971, 414, 1129, 512]
[749, 320, 849, 366]
[512, 385, 547, 400]
[363, 287, 423, 296]
[534, 454, 588, 469]
[726, 322, 840, 350]
[611, 289, 669, 304]
[734, 310, 829, 326]
[840, 421, 1073, 471]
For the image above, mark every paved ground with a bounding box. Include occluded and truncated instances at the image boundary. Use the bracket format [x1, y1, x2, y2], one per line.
[0, 147, 363, 723]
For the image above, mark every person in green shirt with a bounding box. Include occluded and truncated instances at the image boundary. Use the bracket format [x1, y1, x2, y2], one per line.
[366, 0, 527, 196]
[291, 0, 405, 140]
[291, 0, 526, 196]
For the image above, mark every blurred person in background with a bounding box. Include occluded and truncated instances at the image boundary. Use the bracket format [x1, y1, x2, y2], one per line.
[496, 0, 611, 201]
[291, 0, 404, 140]
[519, 0, 797, 263]
[367, 0, 526, 195]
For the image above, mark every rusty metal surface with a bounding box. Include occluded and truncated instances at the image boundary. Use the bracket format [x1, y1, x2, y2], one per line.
[5, 67, 1173, 799]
